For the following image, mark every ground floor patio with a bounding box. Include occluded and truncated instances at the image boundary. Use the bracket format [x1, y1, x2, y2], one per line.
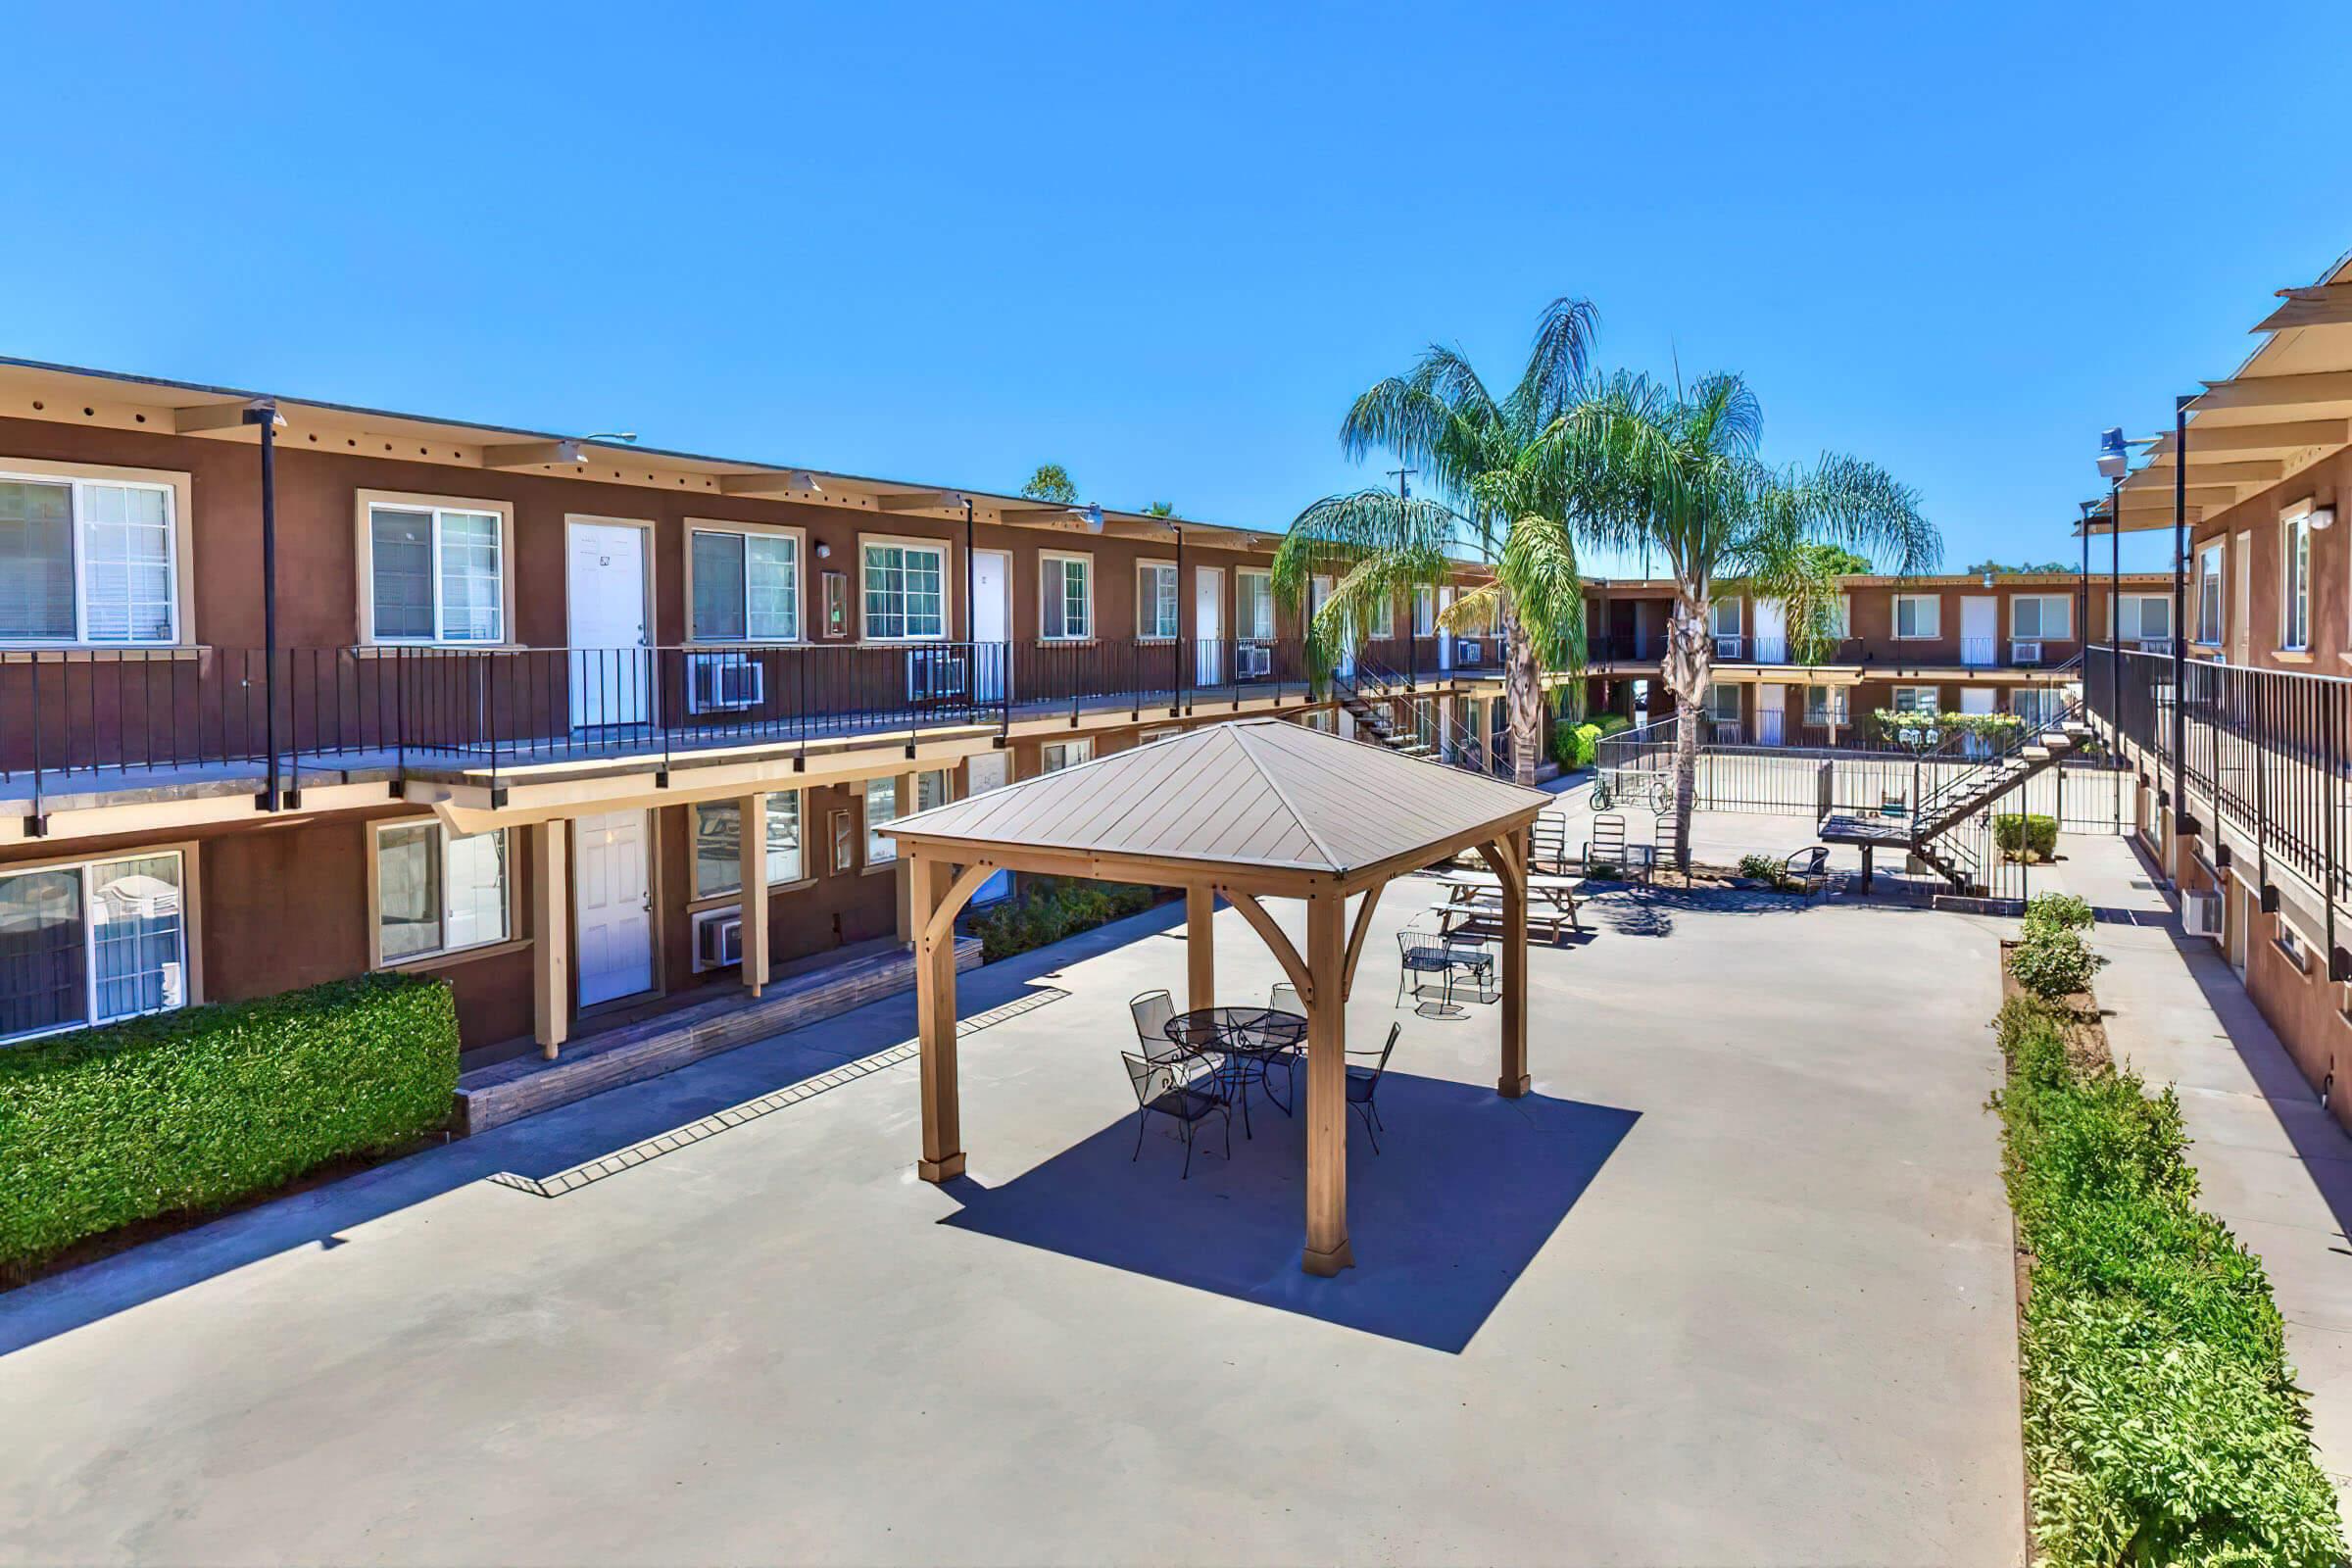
[0, 866, 2026, 1565]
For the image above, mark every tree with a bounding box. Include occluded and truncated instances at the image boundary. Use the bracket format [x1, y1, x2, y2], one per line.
[1272, 298, 1601, 786]
[1963, 557, 2070, 576]
[1804, 543, 1874, 576]
[1143, 501, 1175, 517]
[1548, 372, 1937, 871]
[1020, 464, 1079, 505]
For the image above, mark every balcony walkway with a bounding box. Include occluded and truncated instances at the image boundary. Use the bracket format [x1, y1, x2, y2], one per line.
[2061, 831, 2352, 1523]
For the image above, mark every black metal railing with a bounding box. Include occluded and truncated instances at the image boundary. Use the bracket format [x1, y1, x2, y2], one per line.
[0, 636, 1318, 815]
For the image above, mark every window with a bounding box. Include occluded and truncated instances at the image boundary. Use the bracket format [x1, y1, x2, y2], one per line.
[2278, 920, 2312, 973]
[2114, 593, 2173, 645]
[1704, 683, 1741, 722]
[862, 771, 950, 865]
[374, 823, 509, 962]
[1413, 588, 1436, 637]
[2197, 543, 2224, 647]
[2283, 511, 2312, 652]
[692, 793, 804, 899]
[1825, 595, 1852, 639]
[1709, 598, 1741, 637]
[1138, 726, 1182, 744]
[1893, 595, 1939, 639]
[1237, 569, 1275, 639]
[1892, 685, 1940, 714]
[2011, 595, 2072, 640]
[862, 541, 948, 641]
[0, 851, 187, 1044]
[368, 503, 504, 644]
[2013, 686, 2065, 729]
[691, 527, 800, 641]
[1804, 684, 1848, 724]
[1042, 554, 1092, 641]
[1138, 562, 1179, 639]
[1370, 594, 1394, 639]
[1041, 738, 1092, 773]
[0, 472, 179, 644]
[1298, 709, 1337, 734]
[829, 808, 856, 874]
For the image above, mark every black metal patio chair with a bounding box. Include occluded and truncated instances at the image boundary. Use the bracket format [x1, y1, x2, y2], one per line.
[1121, 1052, 1231, 1179]
[1128, 989, 1188, 1067]
[1398, 911, 1492, 1012]
[1348, 1024, 1401, 1153]
[1783, 845, 1832, 900]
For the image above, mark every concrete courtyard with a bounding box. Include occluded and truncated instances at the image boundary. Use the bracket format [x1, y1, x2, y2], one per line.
[0, 868, 2027, 1565]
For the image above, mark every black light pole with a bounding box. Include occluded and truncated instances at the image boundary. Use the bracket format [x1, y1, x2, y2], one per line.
[2077, 501, 2093, 686]
[962, 495, 977, 706]
[243, 398, 282, 811]
[1172, 521, 1186, 717]
[1389, 465, 1417, 691]
[2173, 396, 2193, 840]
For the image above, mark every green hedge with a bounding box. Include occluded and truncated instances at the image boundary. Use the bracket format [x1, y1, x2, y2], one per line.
[0, 973, 460, 1273]
[1995, 811, 2060, 862]
[1994, 993, 2344, 1565]
[1553, 713, 1634, 771]
[970, 878, 1161, 962]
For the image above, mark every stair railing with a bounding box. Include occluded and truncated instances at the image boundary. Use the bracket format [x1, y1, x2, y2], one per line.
[1911, 657, 2086, 832]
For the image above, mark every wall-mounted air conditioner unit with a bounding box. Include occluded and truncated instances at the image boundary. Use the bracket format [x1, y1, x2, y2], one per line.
[1455, 638, 1483, 664]
[687, 651, 763, 712]
[2011, 640, 2043, 666]
[693, 907, 745, 972]
[1714, 635, 1745, 661]
[2181, 890, 2223, 942]
[1237, 642, 1272, 678]
[2140, 636, 2175, 657]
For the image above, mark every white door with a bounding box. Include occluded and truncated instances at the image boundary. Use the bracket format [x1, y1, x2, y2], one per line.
[1310, 575, 1351, 676]
[1195, 567, 1223, 686]
[964, 754, 1013, 905]
[2231, 532, 2252, 662]
[1961, 595, 1996, 666]
[567, 522, 650, 727]
[1959, 685, 1996, 758]
[1755, 688, 1787, 745]
[972, 550, 1010, 701]
[1751, 599, 1788, 663]
[1438, 587, 1454, 669]
[574, 809, 655, 1006]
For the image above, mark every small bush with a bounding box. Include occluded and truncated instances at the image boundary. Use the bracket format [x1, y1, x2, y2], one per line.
[1552, 720, 1604, 770]
[2010, 925, 2107, 1001]
[970, 878, 1160, 962]
[1995, 812, 2060, 862]
[1992, 991, 2345, 1566]
[0, 973, 459, 1274]
[2025, 891, 2095, 934]
[1737, 852, 1789, 888]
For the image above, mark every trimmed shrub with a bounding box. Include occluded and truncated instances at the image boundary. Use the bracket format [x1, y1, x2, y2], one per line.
[2010, 925, 2107, 1001]
[970, 878, 1160, 962]
[2025, 891, 2095, 934]
[1995, 812, 2060, 862]
[1737, 852, 1789, 888]
[1994, 992, 2344, 1566]
[0, 973, 459, 1273]
[1554, 721, 1603, 770]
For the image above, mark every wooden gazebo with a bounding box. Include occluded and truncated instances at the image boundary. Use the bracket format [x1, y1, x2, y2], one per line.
[881, 718, 1553, 1275]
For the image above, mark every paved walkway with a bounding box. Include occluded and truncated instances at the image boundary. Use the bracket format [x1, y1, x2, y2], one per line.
[2059, 833, 2352, 1520]
[0, 885, 2026, 1565]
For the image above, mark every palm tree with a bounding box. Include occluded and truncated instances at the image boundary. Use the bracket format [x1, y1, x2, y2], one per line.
[1273, 298, 1600, 786]
[1548, 372, 1937, 870]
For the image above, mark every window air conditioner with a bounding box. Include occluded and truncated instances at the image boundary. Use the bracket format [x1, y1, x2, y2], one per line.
[693, 907, 745, 972]
[2140, 636, 2175, 657]
[2011, 640, 2043, 666]
[1237, 642, 1272, 678]
[1714, 635, 1744, 661]
[687, 651, 763, 712]
[2181, 891, 2223, 942]
[906, 645, 970, 705]
[1456, 638, 1483, 664]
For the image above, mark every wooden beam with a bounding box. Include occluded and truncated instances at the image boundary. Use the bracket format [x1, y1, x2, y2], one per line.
[998, 505, 1086, 524]
[739, 793, 770, 998]
[1187, 886, 1216, 1011]
[169, 402, 265, 437]
[1221, 886, 1314, 1008]
[921, 860, 997, 953]
[911, 853, 965, 1183]
[1301, 888, 1351, 1276]
[2137, 458, 2285, 484]
[2252, 284, 2352, 333]
[2118, 483, 2253, 510]
[717, 470, 823, 498]
[1478, 831, 1530, 1097]
[531, 821, 570, 1059]
[1340, 877, 1389, 1002]
[2196, 371, 2352, 412]
[481, 439, 586, 470]
[874, 489, 966, 514]
[2146, 419, 2348, 456]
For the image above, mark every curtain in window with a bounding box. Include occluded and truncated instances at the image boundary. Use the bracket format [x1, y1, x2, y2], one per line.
[376, 823, 441, 959]
[1237, 573, 1274, 639]
[0, 868, 86, 1038]
[80, 484, 173, 643]
[747, 536, 798, 639]
[693, 532, 748, 640]
[0, 480, 76, 641]
[1044, 560, 1088, 639]
[90, 855, 183, 1021]
[369, 510, 436, 639]
[438, 513, 502, 642]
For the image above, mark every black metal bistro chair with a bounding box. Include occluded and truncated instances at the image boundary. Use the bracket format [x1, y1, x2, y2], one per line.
[1398, 911, 1492, 1012]
[1348, 1024, 1401, 1153]
[1267, 982, 1306, 1098]
[1128, 989, 1189, 1068]
[1121, 1052, 1231, 1179]
[1783, 845, 1832, 900]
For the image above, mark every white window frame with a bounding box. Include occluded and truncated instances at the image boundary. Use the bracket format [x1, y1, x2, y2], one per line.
[864, 777, 903, 866]
[2283, 508, 2313, 653]
[858, 536, 952, 643]
[690, 791, 807, 901]
[1136, 560, 1179, 641]
[1803, 683, 1848, 724]
[0, 847, 194, 1045]
[687, 521, 805, 643]
[1236, 568, 1276, 640]
[2012, 685, 2066, 729]
[1369, 593, 1395, 640]
[2009, 595, 2072, 641]
[1708, 598, 1741, 637]
[1893, 594, 1940, 640]
[2196, 543, 2224, 647]
[1413, 587, 1436, 637]
[1040, 552, 1094, 642]
[0, 462, 190, 647]
[1041, 738, 1093, 773]
[1892, 685, 1941, 714]
[369, 821, 512, 966]
[1703, 682, 1741, 722]
[2113, 593, 2173, 644]
[359, 493, 513, 647]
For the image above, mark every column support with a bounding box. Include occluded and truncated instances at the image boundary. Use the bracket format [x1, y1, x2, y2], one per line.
[1186, 885, 1215, 1010]
[1301, 886, 1352, 1276]
[912, 852, 965, 1182]
[1480, 826, 1531, 1097]
[738, 792, 770, 997]
[531, 819, 570, 1059]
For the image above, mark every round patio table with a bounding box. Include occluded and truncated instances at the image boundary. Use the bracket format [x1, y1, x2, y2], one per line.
[1164, 1007, 1306, 1139]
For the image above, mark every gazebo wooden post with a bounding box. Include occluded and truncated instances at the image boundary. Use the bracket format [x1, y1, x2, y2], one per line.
[1301, 885, 1352, 1275]
[911, 850, 965, 1182]
[1482, 825, 1532, 1098]
[1186, 885, 1215, 1010]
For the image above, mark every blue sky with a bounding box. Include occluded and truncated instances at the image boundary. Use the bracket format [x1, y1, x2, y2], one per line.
[4, 2, 2347, 576]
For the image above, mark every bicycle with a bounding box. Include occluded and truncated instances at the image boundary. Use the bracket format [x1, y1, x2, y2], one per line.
[1591, 771, 1670, 814]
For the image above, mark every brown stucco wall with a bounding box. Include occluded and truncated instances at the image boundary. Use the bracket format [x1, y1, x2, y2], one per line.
[2190, 447, 2351, 669]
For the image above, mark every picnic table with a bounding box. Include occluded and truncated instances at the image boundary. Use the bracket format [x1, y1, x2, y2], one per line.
[1817, 812, 1913, 893]
[1428, 867, 1586, 943]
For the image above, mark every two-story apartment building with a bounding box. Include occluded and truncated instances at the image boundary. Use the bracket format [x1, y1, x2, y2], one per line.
[1576, 570, 2172, 746]
[0, 357, 1497, 1066]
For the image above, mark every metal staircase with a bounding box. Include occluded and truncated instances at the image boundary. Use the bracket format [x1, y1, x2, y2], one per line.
[1333, 659, 1439, 761]
[1907, 663, 2090, 893]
